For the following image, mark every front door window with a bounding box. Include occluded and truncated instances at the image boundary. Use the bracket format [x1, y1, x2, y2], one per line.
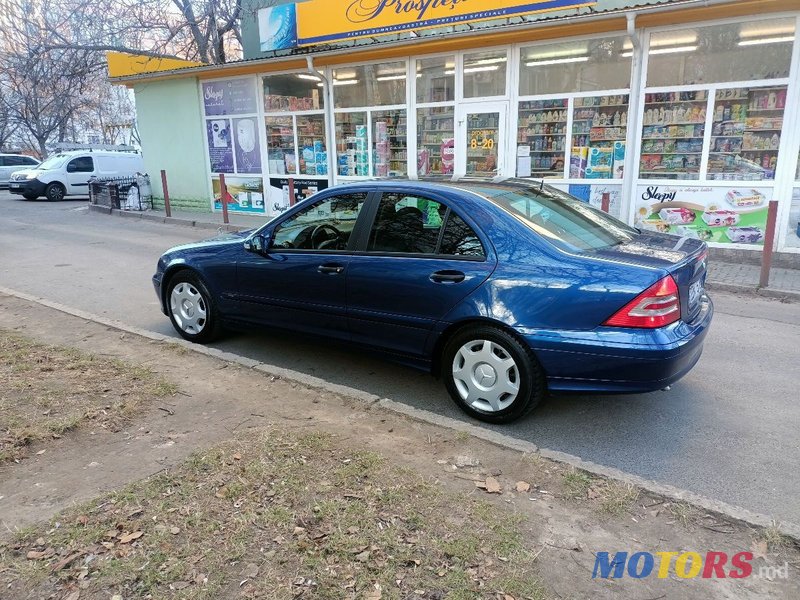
[271, 192, 367, 251]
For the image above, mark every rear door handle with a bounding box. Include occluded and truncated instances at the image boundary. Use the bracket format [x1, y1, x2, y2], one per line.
[318, 263, 345, 275]
[430, 270, 465, 284]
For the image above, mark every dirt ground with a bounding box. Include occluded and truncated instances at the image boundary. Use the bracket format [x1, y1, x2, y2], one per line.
[0, 293, 798, 599]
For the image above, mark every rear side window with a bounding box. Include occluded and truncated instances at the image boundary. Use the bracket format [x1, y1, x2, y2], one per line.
[474, 184, 636, 252]
[368, 192, 485, 258]
[67, 156, 94, 173]
[5, 156, 27, 166]
[24, 156, 38, 165]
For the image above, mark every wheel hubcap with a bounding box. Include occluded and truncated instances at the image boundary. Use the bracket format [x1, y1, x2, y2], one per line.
[452, 340, 519, 413]
[170, 283, 207, 334]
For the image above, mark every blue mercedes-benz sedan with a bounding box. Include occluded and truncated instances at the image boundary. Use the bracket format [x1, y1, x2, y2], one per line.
[154, 178, 712, 423]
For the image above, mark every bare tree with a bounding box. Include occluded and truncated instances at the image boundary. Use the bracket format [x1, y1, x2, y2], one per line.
[0, 89, 17, 151]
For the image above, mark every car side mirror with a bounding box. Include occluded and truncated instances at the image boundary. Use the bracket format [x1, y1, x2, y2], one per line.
[244, 233, 268, 254]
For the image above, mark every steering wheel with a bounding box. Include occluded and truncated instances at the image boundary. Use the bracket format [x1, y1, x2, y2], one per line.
[310, 224, 343, 250]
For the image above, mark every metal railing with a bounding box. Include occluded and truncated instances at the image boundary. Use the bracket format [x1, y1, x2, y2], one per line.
[89, 174, 152, 211]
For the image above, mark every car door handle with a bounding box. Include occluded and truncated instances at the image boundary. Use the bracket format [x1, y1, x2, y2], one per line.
[430, 270, 465, 284]
[318, 264, 345, 275]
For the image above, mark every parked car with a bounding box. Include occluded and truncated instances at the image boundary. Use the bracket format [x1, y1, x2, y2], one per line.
[0, 153, 40, 188]
[153, 179, 713, 423]
[8, 149, 144, 201]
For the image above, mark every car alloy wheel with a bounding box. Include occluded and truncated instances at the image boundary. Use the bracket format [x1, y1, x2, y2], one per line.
[170, 282, 208, 335]
[452, 339, 519, 413]
[45, 183, 65, 202]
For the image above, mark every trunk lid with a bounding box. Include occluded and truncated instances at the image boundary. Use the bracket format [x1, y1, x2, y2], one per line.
[588, 231, 708, 322]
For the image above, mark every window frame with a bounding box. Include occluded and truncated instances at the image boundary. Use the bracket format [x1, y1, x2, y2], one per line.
[355, 189, 489, 261]
[67, 156, 94, 173]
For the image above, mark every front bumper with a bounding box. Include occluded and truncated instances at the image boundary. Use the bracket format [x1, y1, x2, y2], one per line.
[8, 178, 46, 197]
[153, 273, 168, 315]
[520, 295, 714, 393]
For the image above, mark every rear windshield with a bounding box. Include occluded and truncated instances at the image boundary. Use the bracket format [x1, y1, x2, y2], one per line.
[472, 184, 637, 252]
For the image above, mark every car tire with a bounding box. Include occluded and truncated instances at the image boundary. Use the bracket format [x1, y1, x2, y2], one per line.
[442, 325, 546, 424]
[45, 182, 66, 202]
[166, 271, 222, 343]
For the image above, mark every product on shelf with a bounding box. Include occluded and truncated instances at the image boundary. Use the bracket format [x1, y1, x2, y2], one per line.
[726, 226, 764, 244]
[725, 188, 765, 207]
[701, 210, 740, 227]
[569, 95, 629, 180]
[658, 207, 696, 225]
[517, 98, 568, 177]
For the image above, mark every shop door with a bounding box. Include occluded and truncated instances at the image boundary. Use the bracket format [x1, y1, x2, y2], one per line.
[455, 103, 508, 178]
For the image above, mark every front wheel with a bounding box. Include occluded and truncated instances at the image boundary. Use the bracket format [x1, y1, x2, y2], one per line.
[166, 271, 222, 343]
[442, 326, 546, 424]
[45, 182, 66, 202]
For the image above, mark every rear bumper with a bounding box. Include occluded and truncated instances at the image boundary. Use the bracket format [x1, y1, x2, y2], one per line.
[519, 295, 713, 394]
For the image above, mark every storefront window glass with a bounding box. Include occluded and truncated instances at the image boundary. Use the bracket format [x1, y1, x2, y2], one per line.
[265, 115, 295, 175]
[466, 112, 501, 176]
[570, 94, 629, 179]
[417, 56, 455, 103]
[463, 50, 507, 98]
[263, 73, 324, 111]
[372, 110, 407, 177]
[707, 86, 787, 181]
[417, 107, 455, 176]
[517, 99, 568, 178]
[296, 115, 328, 176]
[335, 112, 369, 176]
[333, 63, 406, 108]
[519, 37, 631, 96]
[639, 91, 707, 180]
[647, 19, 795, 87]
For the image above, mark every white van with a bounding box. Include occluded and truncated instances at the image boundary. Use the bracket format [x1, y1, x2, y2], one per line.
[8, 149, 145, 201]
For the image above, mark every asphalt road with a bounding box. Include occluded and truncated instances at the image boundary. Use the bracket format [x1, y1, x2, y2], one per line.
[2, 190, 799, 524]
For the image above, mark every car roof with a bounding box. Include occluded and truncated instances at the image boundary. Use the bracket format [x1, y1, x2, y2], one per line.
[340, 177, 549, 196]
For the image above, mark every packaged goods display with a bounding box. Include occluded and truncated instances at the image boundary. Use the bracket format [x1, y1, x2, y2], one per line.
[264, 116, 294, 175]
[372, 110, 407, 177]
[639, 91, 707, 180]
[417, 107, 455, 175]
[335, 114, 369, 177]
[517, 99, 568, 177]
[708, 86, 787, 180]
[571, 95, 628, 179]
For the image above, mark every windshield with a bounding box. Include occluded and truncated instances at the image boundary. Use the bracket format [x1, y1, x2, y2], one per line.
[37, 155, 66, 170]
[473, 184, 638, 252]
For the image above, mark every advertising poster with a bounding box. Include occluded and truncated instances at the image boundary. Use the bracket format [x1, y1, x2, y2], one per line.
[258, 4, 298, 51]
[212, 176, 265, 214]
[233, 117, 262, 174]
[568, 184, 623, 218]
[207, 119, 234, 173]
[786, 188, 800, 249]
[634, 184, 771, 245]
[202, 79, 258, 116]
[267, 178, 328, 217]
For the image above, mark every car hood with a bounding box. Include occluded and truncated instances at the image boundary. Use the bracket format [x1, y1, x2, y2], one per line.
[585, 231, 705, 269]
[164, 228, 255, 254]
[10, 169, 39, 179]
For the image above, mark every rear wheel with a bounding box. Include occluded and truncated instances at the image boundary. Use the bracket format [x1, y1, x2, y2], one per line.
[45, 182, 66, 202]
[166, 271, 222, 343]
[442, 325, 545, 424]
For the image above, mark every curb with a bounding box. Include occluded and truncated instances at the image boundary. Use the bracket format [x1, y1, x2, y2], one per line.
[2, 285, 799, 541]
[706, 279, 800, 302]
[87, 203, 247, 233]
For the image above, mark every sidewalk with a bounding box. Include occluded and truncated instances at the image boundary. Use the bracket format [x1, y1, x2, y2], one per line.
[89, 204, 800, 300]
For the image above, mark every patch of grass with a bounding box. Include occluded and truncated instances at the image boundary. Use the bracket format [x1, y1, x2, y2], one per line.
[668, 501, 695, 528]
[562, 468, 593, 500]
[1, 426, 547, 600]
[0, 330, 177, 463]
[599, 482, 640, 516]
[759, 521, 792, 552]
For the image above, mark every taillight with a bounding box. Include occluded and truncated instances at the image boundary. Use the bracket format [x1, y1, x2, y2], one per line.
[604, 275, 681, 328]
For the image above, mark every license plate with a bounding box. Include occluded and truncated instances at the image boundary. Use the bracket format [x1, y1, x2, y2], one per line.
[689, 279, 704, 308]
[9, 183, 20, 190]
